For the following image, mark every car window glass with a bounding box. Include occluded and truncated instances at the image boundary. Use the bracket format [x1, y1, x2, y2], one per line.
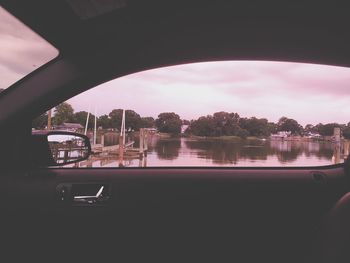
[32, 61, 350, 167]
[0, 7, 58, 92]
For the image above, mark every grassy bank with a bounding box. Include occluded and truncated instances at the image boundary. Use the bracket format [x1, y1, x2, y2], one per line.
[156, 132, 174, 138]
[187, 135, 265, 141]
[212, 136, 264, 141]
[212, 136, 242, 141]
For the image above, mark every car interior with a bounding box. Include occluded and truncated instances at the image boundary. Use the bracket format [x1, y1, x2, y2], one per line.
[1, 1, 350, 262]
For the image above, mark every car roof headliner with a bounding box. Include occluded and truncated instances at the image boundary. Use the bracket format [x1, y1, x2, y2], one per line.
[3, 0, 350, 67]
[1, 0, 350, 127]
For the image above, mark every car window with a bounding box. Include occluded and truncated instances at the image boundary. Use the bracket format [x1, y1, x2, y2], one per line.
[0, 7, 58, 91]
[32, 61, 350, 167]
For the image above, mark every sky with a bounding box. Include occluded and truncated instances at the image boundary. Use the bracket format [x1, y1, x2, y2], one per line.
[1, 7, 350, 126]
[0, 7, 58, 89]
[67, 61, 350, 126]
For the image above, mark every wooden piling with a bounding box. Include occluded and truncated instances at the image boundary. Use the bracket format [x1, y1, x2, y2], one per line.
[334, 127, 341, 143]
[139, 128, 144, 158]
[344, 140, 350, 157]
[333, 144, 341, 164]
[119, 133, 124, 166]
[144, 129, 148, 157]
[101, 134, 105, 146]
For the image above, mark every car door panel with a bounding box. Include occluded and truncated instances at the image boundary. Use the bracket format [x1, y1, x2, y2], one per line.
[0, 166, 348, 262]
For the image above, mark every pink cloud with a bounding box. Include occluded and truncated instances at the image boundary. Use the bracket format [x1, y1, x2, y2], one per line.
[68, 61, 350, 126]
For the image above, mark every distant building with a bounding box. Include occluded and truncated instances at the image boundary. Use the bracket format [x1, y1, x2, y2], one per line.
[305, 132, 322, 139]
[270, 131, 291, 139]
[55, 122, 84, 132]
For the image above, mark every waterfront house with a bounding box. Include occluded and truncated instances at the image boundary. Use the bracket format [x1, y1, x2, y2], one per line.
[270, 131, 291, 139]
[305, 132, 322, 139]
[55, 122, 84, 132]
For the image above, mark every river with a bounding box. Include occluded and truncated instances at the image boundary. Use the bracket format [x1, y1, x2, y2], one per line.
[76, 137, 348, 167]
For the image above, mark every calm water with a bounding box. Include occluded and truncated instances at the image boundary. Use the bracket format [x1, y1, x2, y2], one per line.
[77, 137, 346, 167]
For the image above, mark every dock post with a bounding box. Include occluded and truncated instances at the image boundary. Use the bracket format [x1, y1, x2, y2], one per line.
[333, 144, 341, 164]
[139, 128, 144, 159]
[119, 133, 124, 167]
[144, 129, 148, 157]
[334, 127, 341, 143]
[101, 134, 105, 146]
[344, 140, 350, 157]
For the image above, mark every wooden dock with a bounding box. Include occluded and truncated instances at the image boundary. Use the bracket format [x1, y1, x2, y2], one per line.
[78, 109, 150, 167]
[89, 128, 150, 167]
[92, 141, 135, 154]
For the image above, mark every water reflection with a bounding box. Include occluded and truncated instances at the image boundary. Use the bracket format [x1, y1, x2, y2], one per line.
[155, 139, 181, 160]
[48, 134, 89, 164]
[74, 137, 348, 167]
[153, 138, 342, 166]
[183, 139, 333, 164]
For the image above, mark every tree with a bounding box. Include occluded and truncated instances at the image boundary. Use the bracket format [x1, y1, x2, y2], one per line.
[155, 112, 182, 135]
[267, 122, 278, 134]
[53, 102, 74, 125]
[342, 122, 350, 139]
[32, 112, 48, 129]
[277, 117, 303, 135]
[98, 114, 113, 129]
[188, 112, 261, 138]
[73, 111, 96, 129]
[239, 117, 270, 137]
[0, 88, 4, 93]
[316, 123, 341, 136]
[141, 117, 155, 128]
[109, 109, 142, 131]
[235, 127, 250, 138]
[343, 126, 350, 139]
[187, 115, 216, 136]
[212, 111, 241, 136]
[304, 124, 317, 134]
[187, 111, 241, 137]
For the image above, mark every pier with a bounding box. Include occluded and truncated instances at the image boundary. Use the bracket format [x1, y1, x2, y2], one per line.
[88, 109, 149, 167]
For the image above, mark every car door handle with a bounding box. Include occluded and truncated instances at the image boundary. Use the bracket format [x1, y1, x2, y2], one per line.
[56, 183, 110, 205]
[73, 186, 108, 204]
[74, 185, 104, 203]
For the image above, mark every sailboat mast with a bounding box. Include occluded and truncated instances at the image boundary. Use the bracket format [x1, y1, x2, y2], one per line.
[118, 109, 126, 166]
[84, 107, 90, 135]
[122, 109, 126, 145]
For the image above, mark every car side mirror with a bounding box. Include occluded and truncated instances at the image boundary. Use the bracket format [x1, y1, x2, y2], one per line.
[31, 131, 91, 167]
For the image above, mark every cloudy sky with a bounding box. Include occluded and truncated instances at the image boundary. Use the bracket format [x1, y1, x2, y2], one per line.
[0, 7, 58, 89]
[1, 6, 350, 126]
[67, 61, 350, 126]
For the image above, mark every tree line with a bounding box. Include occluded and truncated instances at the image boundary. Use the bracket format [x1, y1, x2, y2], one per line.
[187, 114, 350, 139]
[32, 102, 182, 134]
[32, 102, 350, 138]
